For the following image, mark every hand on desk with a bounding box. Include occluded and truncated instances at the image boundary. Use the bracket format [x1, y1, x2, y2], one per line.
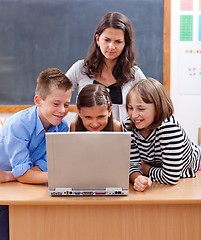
[0, 168, 16, 183]
[134, 175, 152, 192]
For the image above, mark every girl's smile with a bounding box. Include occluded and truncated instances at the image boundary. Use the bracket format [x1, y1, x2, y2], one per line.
[78, 104, 112, 132]
[127, 91, 155, 137]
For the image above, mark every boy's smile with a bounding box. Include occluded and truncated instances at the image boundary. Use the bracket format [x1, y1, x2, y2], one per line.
[35, 88, 72, 131]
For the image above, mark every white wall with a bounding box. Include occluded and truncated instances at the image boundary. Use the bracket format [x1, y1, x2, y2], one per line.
[170, 0, 201, 143]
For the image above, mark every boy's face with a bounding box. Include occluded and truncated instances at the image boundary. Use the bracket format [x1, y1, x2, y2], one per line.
[35, 88, 72, 131]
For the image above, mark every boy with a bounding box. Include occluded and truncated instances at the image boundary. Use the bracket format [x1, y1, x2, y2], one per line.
[0, 68, 73, 240]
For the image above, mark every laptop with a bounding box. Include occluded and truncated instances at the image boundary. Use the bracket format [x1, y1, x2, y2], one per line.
[46, 132, 131, 196]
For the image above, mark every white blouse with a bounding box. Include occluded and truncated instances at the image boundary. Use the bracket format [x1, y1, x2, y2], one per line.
[66, 59, 146, 123]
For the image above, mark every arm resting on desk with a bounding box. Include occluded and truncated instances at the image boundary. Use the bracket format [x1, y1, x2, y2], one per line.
[16, 166, 48, 184]
[0, 169, 16, 183]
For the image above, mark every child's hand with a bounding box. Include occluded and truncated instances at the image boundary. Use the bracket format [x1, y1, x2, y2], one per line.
[0, 168, 6, 183]
[0, 169, 16, 183]
[133, 175, 152, 192]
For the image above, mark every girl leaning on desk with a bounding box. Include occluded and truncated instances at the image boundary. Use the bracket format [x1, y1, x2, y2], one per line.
[123, 78, 201, 192]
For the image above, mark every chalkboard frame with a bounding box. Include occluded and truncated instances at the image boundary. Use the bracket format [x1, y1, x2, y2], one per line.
[0, 0, 170, 113]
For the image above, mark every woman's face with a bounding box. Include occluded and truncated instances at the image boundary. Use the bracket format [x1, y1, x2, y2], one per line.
[78, 104, 112, 131]
[96, 27, 125, 62]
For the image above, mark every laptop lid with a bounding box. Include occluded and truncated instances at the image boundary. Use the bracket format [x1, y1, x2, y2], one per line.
[46, 132, 131, 196]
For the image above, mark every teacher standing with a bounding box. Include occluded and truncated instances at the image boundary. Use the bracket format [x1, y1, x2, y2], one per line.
[66, 12, 146, 123]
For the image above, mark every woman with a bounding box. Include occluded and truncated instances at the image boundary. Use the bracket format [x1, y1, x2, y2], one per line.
[66, 12, 146, 123]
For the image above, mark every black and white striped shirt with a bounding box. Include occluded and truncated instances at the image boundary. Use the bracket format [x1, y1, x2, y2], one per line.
[123, 115, 201, 185]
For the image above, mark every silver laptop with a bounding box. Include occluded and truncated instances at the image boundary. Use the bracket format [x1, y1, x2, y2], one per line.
[46, 132, 131, 196]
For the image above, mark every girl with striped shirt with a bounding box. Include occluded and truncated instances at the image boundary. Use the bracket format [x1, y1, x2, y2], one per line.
[123, 78, 201, 192]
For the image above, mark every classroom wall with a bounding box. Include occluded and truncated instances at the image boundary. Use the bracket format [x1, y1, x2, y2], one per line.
[170, 0, 201, 143]
[3, 0, 200, 144]
[0, 0, 164, 105]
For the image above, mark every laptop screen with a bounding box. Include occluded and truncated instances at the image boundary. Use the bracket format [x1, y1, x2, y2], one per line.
[46, 132, 131, 196]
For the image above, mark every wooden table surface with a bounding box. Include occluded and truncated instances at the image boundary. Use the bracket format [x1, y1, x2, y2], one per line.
[1, 172, 201, 240]
[0, 171, 201, 205]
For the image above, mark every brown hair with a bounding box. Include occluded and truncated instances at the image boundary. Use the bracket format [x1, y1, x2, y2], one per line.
[75, 84, 114, 131]
[83, 12, 136, 85]
[126, 78, 174, 130]
[35, 68, 73, 99]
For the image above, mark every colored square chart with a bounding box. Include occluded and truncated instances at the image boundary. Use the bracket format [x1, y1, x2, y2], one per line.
[180, 15, 193, 41]
[180, 0, 193, 11]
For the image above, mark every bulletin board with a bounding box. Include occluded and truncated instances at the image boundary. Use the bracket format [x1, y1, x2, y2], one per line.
[171, 0, 201, 94]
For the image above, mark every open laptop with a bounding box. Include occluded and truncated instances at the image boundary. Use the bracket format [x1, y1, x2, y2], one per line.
[46, 132, 131, 196]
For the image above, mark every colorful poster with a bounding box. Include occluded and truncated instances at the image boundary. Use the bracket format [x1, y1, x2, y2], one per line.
[180, 0, 193, 11]
[178, 45, 201, 94]
[180, 15, 193, 41]
[172, 0, 201, 94]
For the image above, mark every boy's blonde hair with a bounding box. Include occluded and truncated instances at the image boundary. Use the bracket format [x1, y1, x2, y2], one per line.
[35, 68, 73, 99]
[126, 78, 174, 130]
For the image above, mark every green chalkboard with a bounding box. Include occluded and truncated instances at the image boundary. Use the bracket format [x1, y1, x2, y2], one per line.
[0, 0, 164, 104]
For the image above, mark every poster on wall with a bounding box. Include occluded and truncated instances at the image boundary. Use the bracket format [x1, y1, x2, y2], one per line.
[172, 0, 201, 94]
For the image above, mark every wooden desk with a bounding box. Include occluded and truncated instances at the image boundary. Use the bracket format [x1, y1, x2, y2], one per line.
[0, 172, 201, 240]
